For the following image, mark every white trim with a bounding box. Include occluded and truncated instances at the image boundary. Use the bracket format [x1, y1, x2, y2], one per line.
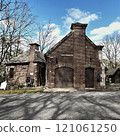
[61, 54, 73, 57]
[85, 88, 95, 90]
[48, 56, 53, 58]
[45, 64, 48, 88]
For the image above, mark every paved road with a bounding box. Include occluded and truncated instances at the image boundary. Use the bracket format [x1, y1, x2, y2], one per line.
[0, 91, 120, 120]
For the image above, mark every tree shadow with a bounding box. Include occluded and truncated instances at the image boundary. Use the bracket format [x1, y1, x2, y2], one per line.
[0, 92, 120, 120]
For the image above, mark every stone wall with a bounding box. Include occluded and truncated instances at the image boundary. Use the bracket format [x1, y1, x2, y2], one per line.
[46, 23, 103, 89]
[85, 38, 102, 89]
[6, 64, 29, 86]
[6, 63, 45, 87]
[6, 43, 45, 87]
[46, 33, 74, 88]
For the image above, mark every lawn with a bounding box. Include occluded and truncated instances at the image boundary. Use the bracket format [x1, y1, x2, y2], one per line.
[0, 87, 44, 94]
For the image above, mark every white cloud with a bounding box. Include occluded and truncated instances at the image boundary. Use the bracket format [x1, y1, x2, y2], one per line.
[80, 14, 98, 24]
[37, 23, 61, 40]
[0, 20, 18, 28]
[51, 24, 65, 42]
[62, 8, 99, 29]
[62, 16, 74, 28]
[43, 23, 56, 29]
[116, 16, 120, 21]
[51, 25, 60, 36]
[67, 8, 85, 19]
[50, 24, 68, 43]
[37, 23, 65, 46]
[90, 21, 120, 41]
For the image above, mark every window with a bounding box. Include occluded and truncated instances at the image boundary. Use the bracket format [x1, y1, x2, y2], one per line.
[9, 68, 14, 78]
[56, 58, 58, 64]
[26, 77, 30, 83]
[90, 58, 92, 63]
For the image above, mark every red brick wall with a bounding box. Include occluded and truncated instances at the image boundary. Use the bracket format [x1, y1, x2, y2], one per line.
[6, 44, 45, 87]
[46, 33, 74, 88]
[6, 63, 45, 86]
[46, 25, 102, 89]
[6, 64, 29, 86]
[85, 38, 102, 89]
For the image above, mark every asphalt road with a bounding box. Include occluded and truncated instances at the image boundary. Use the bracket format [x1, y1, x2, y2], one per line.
[0, 91, 120, 120]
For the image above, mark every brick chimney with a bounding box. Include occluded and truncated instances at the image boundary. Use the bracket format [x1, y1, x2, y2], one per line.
[71, 22, 88, 89]
[26, 43, 40, 85]
[29, 43, 39, 62]
[70, 22, 87, 36]
[30, 43, 39, 51]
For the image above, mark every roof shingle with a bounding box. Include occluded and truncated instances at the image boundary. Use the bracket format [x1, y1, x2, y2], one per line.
[6, 49, 45, 65]
[107, 68, 120, 76]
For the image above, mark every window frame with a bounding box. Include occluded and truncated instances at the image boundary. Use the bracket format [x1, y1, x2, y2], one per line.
[9, 68, 14, 78]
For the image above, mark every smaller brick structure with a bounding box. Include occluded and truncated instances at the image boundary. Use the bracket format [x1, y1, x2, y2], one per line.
[106, 68, 120, 83]
[6, 43, 45, 87]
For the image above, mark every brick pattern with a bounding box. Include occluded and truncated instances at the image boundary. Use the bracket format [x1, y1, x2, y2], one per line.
[46, 23, 102, 89]
[6, 23, 103, 90]
[6, 64, 29, 85]
[6, 44, 45, 87]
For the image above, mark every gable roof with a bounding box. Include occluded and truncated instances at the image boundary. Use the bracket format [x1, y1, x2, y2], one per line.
[6, 49, 45, 65]
[45, 31, 103, 56]
[107, 68, 120, 76]
[86, 36, 104, 50]
[45, 31, 72, 55]
[34, 50, 45, 63]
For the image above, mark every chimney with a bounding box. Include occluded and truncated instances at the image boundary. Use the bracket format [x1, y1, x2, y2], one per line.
[27, 43, 40, 84]
[30, 43, 39, 51]
[29, 43, 39, 62]
[72, 23, 88, 88]
[70, 22, 88, 35]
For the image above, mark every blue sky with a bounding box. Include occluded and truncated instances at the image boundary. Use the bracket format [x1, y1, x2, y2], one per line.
[25, 0, 120, 44]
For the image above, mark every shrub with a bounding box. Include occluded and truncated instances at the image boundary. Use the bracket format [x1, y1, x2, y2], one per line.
[18, 84, 25, 89]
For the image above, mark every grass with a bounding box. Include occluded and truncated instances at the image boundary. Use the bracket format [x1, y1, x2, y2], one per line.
[110, 83, 120, 85]
[0, 87, 44, 95]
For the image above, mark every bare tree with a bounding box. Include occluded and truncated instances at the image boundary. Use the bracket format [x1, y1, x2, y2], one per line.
[0, 0, 36, 64]
[0, 0, 10, 11]
[102, 32, 120, 69]
[0, 0, 12, 20]
[37, 22, 56, 53]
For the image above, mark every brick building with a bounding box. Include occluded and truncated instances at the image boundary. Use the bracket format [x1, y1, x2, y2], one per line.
[6, 22, 104, 90]
[6, 43, 45, 87]
[106, 68, 120, 83]
[45, 22, 104, 89]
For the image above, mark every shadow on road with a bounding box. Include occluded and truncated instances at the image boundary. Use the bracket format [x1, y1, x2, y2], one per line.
[0, 92, 120, 120]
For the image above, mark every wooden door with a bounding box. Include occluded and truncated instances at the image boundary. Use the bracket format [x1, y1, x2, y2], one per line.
[85, 68, 94, 88]
[55, 67, 73, 88]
